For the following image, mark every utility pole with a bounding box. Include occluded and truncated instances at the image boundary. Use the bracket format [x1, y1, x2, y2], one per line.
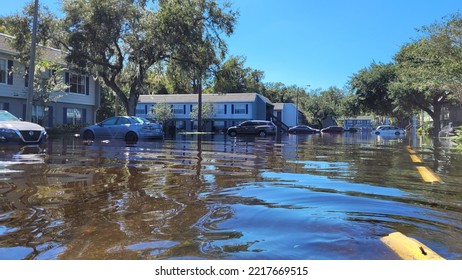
[25, 0, 39, 122]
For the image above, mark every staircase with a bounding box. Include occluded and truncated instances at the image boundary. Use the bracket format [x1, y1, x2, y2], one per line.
[270, 114, 290, 133]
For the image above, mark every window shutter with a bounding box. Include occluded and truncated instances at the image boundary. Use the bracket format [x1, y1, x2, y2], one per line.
[82, 108, 87, 124]
[65, 72, 70, 92]
[183, 105, 186, 114]
[231, 104, 234, 114]
[47, 106, 53, 127]
[7, 60, 13, 85]
[246, 104, 248, 114]
[85, 76, 90, 95]
[24, 67, 29, 87]
[224, 104, 227, 114]
[63, 107, 67, 124]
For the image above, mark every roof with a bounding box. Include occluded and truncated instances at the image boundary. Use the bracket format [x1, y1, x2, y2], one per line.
[273, 103, 284, 110]
[344, 116, 373, 120]
[0, 33, 66, 64]
[273, 103, 296, 110]
[139, 93, 273, 105]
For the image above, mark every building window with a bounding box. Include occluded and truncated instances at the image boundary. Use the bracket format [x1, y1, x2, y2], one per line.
[214, 104, 225, 115]
[172, 104, 185, 114]
[65, 108, 83, 125]
[234, 104, 247, 114]
[136, 104, 147, 115]
[0, 59, 6, 84]
[66, 72, 89, 94]
[0, 102, 9, 111]
[70, 74, 85, 94]
[32, 105, 46, 125]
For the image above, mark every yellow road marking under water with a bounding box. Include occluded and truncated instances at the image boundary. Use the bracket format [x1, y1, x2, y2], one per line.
[409, 154, 423, 163]
[381, 232, 445, 260]
[406, 146, 416, 154]
[416, 166, 442, 183]
[406, 146, 443, 183]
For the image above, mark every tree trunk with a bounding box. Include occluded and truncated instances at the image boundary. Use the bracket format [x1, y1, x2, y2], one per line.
[127, 92, 139, 116]
[432, 103, 442, 137]
[101, 76, 129, 116]
[198, 79, 202, 133]
[193, 77, 203, 132]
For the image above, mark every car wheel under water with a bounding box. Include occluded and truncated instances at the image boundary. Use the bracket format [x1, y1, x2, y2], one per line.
[228, 130, 237, 137]
[125, 131, 138, 143]
[258, 130, 267, 137]
[82, 130, 95, 140]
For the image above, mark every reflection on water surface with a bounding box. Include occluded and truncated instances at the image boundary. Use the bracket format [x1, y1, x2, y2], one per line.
[0, 133, 461, 259]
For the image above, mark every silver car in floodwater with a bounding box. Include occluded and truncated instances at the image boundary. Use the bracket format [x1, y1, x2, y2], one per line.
[372, 125, 405, 136]
[80, 116, 164, 142]
[0, 110, 48, 144]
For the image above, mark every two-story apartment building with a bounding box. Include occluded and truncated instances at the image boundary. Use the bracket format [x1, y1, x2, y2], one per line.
[137, 93, 275, 132]
[0, 33, 100, 127]
[273, 103, 297, 127]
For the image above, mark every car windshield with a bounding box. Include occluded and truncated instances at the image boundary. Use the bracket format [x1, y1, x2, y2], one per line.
[0, 111, 20, 122]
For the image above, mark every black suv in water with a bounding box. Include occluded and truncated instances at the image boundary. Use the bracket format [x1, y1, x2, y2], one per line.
[227, 120, 276, 137]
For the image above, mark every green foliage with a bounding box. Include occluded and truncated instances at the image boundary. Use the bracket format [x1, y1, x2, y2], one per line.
[455, 127, 462, 149]
[1, 2, 58, 65]
[61, 0, 157, 116]
[151, 103, 173, 125]
[96, 85, 126, 122]
[299, 87, 350, 125]
[190, 102, 213, 122]
[390, 13, 462, 134]
[32, 60, 68, 105]
[159, 0, 238, 94]
[208, 55, 266, 94]
[48, 123, 88, 134]
[60, 0, 237, 117]
[350, 62, 396, 116]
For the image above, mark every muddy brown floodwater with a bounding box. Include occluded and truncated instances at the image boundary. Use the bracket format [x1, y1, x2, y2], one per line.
[0, 132, 461, 259]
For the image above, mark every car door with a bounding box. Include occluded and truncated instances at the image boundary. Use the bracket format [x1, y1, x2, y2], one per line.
[240, 121, 256, 134]
[93, 117, 118, 139]
[109, 117, 131, 139]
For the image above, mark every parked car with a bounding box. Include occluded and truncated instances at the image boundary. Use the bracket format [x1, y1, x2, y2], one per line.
[321, 126, 344, 133]
[372, 125, 405, 136]
[227, 120, 276, 137]
[439, 123, 459, 137]
[345, 127, 358, 133]
[80, 116, 164, 142]
[288, 125, 320, 134]
[0, 110, 48, 144]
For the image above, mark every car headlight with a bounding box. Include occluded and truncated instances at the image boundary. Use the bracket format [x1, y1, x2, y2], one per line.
[0, 128, 17, 134]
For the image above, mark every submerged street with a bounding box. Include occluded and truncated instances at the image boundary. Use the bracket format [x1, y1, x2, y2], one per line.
[0, 132, 461, 260]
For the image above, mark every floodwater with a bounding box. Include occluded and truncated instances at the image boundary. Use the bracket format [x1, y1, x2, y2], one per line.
[0, 132, 461, 260]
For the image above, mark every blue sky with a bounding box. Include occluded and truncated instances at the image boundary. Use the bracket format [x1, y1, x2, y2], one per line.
[2, 0, 462, 90]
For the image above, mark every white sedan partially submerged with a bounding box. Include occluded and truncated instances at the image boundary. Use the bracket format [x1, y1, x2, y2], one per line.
[0, 110, 48, 144]
[372, 125, 405, 136]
